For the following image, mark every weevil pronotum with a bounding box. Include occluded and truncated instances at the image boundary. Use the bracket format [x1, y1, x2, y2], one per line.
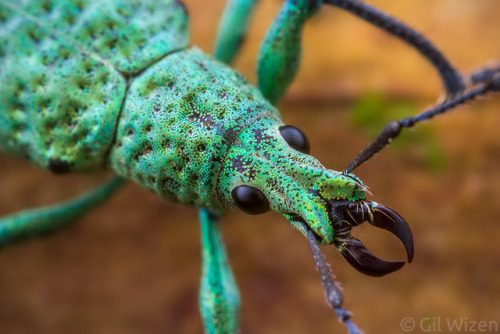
[0, 0, 499, 332]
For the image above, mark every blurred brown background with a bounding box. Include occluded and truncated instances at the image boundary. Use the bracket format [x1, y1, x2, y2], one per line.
[0, 0, 499, 333]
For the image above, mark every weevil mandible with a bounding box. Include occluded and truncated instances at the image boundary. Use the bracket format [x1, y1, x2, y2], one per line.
[0, 0, 499, 332]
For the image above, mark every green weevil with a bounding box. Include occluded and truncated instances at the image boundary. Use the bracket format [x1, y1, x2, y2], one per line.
[1, 0, 499, 332]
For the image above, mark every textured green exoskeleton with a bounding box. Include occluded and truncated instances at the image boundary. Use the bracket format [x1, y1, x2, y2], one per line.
[2, 0, 497, 332]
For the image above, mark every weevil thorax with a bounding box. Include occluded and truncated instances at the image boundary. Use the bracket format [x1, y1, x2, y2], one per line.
[217, 117, 367, 244]
[109, 48, 281, 212]
[109, 47, 367, 242]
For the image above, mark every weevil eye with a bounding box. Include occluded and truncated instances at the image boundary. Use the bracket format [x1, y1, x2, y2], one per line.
[231, 185, 270, 215]
[279, 125, 310, 154]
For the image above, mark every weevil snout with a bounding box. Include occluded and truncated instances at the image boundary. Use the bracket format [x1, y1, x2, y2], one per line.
[218, 118, 414, 276]
[286, 195, 414, 277]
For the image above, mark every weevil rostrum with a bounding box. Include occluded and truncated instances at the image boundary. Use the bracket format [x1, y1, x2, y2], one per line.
[0, 0, 499, 333]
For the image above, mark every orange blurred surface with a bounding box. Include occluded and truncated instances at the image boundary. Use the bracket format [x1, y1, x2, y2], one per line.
[0, 1, 499, 333]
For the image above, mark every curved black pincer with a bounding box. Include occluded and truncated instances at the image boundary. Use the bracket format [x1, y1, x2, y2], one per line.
[369, 202, 414, 262]
[329, 200, 414, 277]
[337, 238, 405, 277]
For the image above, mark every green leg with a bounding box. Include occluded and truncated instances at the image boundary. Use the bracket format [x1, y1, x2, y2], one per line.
[199, 209, 240, 334]
[213, 0, 259, 64]
[257, 0, 322, 105]
[0, 177, 125, 246]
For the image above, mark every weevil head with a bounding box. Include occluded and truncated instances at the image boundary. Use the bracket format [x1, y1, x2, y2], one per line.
[217, 117, 414, 276]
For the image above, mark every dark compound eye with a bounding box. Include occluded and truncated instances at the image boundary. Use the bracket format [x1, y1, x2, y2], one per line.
[279, 125, 310, 154]
[231, 185, 270, 215]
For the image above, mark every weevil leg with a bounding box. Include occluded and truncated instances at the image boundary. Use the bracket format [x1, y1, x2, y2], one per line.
[307, 230, 364, 334]
[0, 177, 124, 247]
[257, 0, 466, 105]
[213, 0, 259, 64]
[257, 0, 322, 105]
[199, 209, 240, 334]
[324, 0, 465, 96]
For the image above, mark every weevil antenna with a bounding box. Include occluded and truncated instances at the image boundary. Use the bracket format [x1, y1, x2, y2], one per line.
[307, 230, 364, 334]
[324, 0, 465, 96]
[343, 65, 500, 174]
[470, 64, 500, 86]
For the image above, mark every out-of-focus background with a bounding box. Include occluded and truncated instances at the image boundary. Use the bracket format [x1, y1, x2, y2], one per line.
[0, 0, 499, 333]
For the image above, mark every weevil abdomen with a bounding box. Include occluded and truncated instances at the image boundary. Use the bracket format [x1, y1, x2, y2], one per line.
[0, 0, 188, 172]
[0, 0, 282, 211]
[109, 48, 281, 211]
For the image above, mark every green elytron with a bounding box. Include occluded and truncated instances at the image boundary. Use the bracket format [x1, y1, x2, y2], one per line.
[1, 0, 499, 332]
